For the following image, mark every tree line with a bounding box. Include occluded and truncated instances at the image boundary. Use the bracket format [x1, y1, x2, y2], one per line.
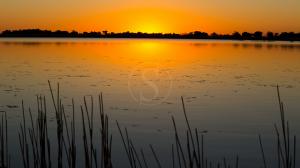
[1, 29, 300, 41]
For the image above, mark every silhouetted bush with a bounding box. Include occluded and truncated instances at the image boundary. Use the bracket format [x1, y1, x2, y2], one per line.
[0, 29, 299, 41]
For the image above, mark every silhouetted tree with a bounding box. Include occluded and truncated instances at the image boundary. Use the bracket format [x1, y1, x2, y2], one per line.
[210, 32, 219, 39]
[102, 30, 108, 36]
[70, 30, 79, 37]
[0, 29, 299, 41]
[242, 32, 252, 40]
[193, 31, 209, 39]
[232, 32, 242, 40]
[253, 31, 263, 40]
[266, 32, 274, 40]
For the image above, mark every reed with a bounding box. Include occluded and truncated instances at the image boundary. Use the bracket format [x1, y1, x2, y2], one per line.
[80, 95, 96, 168]
[80, 93, 114, 168]
[171, 97, 240, 168]
[18, 95, 52, 168]
[62, 98, 76, 168]
[0, 111, 9, 168]
[116, 121, 140, 168]
[4, 82, 296, 168]
[258, 134, 267, 168]
[98, 93, 113, 168]
[274, 85, 297, 168]
[18, 82, 115, 168]
[258, 85, 297, 168]
[48, 85, 71, 168]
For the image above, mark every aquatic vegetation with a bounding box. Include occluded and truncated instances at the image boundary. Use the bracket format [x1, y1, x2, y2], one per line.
[0, 111, 9, 168]
[0, 82, 298, 168]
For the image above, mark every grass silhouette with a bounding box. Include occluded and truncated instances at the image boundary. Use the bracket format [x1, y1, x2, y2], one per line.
[0, 82, 297, 168]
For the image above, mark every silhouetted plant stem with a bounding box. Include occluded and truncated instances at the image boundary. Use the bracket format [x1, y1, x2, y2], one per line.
[149, 144, 162, 168]
[293, 136, 296, 168]
[235, 155, 239, 168]
[259, 135, 267, 168]
[141, 149, 149, 168]
[0, 111, 9, 168]
[10, 82, 300, 168]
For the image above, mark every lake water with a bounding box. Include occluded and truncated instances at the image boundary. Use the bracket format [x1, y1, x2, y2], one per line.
[0, 38, 300, 167]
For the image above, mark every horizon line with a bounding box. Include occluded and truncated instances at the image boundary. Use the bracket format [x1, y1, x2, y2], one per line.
[1, 28, 300, 35]
[1, 29, 300, 41]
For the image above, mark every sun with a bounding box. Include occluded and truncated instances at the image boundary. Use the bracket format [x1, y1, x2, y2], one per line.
[137, 23, 162, 33]
[95, 7, 192, 33]
[135, 21, 163, 33]
[107, 7, 169, 33]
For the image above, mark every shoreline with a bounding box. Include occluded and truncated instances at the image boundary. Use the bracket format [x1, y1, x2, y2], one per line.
[1, 36, 300, 42]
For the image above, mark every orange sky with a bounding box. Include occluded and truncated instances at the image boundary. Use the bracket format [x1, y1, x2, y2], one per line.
[1, 0, 300, 33]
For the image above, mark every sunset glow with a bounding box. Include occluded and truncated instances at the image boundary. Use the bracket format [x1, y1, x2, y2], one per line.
[1, 0, 300, 165]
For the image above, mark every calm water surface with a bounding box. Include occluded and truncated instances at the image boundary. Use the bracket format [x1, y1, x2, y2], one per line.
[0, 38, 300, 167]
